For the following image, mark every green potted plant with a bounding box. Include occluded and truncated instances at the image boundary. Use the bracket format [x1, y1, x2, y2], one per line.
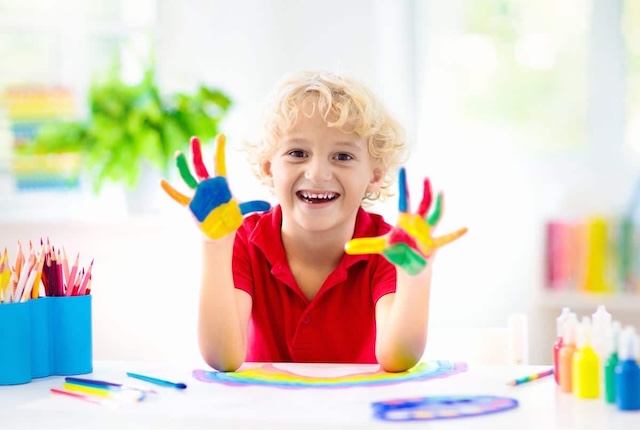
[24, 63, 232, 194]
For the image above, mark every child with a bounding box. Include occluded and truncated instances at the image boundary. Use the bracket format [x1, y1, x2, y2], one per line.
[161, 70, 467, 372]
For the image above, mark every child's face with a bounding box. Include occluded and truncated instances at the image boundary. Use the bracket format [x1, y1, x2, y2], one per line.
[261, 109, 383, 235]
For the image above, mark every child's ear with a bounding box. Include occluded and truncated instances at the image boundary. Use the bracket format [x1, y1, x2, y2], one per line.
[261, 161, 274, 187]
[366, 167, 384, 193]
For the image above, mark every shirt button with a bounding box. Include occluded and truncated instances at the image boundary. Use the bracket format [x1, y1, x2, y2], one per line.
[302, 314, 311, 324]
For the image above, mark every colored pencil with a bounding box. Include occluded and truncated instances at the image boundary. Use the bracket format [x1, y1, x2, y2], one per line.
[507, 368, 554, 386]
[126, 372, 187, 389]
[65, 376, 157, 394]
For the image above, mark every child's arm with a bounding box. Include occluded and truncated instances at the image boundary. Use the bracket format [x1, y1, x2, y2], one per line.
[199, 234, 252, 371]
[345, 168, 467, 372]
[161, 135, 270, 371]
[373, 260, 433, 372]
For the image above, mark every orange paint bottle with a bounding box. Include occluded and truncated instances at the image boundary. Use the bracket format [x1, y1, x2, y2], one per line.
[553, 307, 571, 385]
[559, 313, 578, 393]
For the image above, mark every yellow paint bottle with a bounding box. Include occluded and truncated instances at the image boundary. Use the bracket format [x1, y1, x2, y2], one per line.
[573, 316, 600, 399]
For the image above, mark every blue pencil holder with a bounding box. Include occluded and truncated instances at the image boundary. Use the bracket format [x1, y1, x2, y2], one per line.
[29, 297, 53, 378]
[0, 301, 32, 385]
[51, 295, 93, 376]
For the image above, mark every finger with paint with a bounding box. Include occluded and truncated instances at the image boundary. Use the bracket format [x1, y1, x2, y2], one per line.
[160, 135, 271, 239]
[345, 168, 467, 275]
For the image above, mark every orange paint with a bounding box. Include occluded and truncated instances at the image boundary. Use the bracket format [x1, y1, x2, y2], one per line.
[558, 313, 578, 393]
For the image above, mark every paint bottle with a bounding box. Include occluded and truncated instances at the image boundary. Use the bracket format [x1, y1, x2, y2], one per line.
[604, 320, 622, 404]
[591, 305, 611, 362]
[553, 307, 571, 385]
[572, 316, 600, 399]
[507, 313, 529, 365]
[559, 312, 578, 393]
[615, 326, 640, 411]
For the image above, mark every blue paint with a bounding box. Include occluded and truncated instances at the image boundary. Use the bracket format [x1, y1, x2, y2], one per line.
[398, 168, 407, 212]
[239, 201, 271, 215]
[615, 360, 640, 410]
[614, 327, 640, 411]
[189, 177, 232, 222]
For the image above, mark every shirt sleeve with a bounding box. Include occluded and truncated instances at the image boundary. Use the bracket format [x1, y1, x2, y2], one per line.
[231, 222, 254, 297]
[370, 255, 397, 304]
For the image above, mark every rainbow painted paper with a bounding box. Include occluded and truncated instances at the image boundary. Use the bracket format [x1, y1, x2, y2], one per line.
[192, 360, 466, 389]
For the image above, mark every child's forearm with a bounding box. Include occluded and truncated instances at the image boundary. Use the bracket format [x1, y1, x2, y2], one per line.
[375, 263, 433, 372]
[198, 235, 248, 371]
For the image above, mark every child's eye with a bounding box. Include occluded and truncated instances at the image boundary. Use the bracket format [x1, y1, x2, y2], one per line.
[287, 150, 306, 158]
[335, 153, 354, 161]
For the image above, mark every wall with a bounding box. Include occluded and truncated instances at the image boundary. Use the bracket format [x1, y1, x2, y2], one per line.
[2, 0, 637, 366]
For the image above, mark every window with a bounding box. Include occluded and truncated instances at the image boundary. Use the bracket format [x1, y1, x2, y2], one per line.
[0, 0, 158, 220]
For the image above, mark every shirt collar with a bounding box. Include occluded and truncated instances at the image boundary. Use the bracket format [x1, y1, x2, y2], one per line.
[249, 205, 389, 269]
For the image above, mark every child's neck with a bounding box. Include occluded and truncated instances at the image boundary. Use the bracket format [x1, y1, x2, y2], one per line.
[281, 221, 355, 270]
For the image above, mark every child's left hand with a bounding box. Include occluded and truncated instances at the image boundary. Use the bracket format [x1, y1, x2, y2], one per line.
[344, 168, 467, 275]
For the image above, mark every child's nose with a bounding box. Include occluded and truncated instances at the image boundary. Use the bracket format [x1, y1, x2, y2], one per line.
[304, 159, 332, 182]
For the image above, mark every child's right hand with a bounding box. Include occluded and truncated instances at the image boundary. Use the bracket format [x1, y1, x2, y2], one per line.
[160, 134, 271, 240]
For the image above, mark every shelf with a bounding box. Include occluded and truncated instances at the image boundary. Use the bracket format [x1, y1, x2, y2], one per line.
[537, 290, 640, 311]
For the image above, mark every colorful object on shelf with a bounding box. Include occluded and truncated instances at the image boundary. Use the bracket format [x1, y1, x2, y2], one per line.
[544, 216, 640, 295]
[193, 360, 467, 389]
[371, 395, 519, 422]
[344, 168, 467, 275]
[3, 85, 81, 190]
[161, 135, 271, 240]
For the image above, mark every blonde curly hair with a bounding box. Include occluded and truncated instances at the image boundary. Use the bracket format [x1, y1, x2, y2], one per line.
[243, 70, 408, 203]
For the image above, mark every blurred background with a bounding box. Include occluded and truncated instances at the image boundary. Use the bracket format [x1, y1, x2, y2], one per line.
[0, 0, 639, 365]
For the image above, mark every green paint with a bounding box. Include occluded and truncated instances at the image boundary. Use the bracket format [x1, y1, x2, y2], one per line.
[426, 193, 442, 226]
[605, 352, 618, 403]
[176, 152, 198, 189]
[382, 242, 427, 276]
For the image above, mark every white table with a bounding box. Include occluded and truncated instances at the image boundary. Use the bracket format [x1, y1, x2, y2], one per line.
[0, 361, 637, 429]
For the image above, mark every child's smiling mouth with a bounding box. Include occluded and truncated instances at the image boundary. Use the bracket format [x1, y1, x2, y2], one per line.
[296, 190, 340, 204]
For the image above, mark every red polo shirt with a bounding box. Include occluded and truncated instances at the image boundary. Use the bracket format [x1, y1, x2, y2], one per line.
[231, 205, 396, 363]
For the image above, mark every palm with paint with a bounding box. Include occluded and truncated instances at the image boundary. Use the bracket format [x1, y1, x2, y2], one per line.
[345, 168, 467, 275]
[160, 135, 271, 239]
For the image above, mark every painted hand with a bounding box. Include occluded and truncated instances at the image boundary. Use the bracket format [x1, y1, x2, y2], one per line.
[344, 168, 467, 275]
[160, 134, 271, 240]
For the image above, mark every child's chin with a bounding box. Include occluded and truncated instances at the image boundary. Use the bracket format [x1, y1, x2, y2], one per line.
[295, 216, 340, 232]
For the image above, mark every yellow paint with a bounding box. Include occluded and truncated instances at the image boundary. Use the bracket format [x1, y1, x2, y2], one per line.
[215, 134, 227, 177]
[200, 200, 243, 239]
[344, 237, 387, 255]
[572, 345, 600, 399]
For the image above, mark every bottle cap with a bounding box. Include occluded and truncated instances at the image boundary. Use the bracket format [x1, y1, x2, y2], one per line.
[606, 320, 622, 357]
[563, 313, 578, 345]
[592, 304, 611, 327]
[576, 316, 593, 349]
[618, 326, 639, 361]
[556, 307, 571, 338]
